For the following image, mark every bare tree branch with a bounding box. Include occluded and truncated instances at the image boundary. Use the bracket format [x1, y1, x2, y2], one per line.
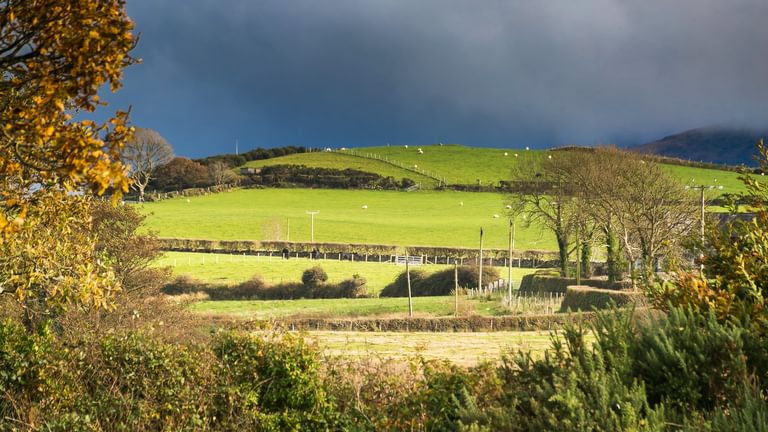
[122, 128, 174, 201]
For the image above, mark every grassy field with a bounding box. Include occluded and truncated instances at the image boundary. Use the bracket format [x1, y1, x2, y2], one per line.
[305, 330, 558, 366]
[188, 295, 510, 318]
[243, 152, 438, 187]
[661, 163, 747, 194]
[141, 145, 746, 249]
[141, 189, 556, 249]
[158, 251, 540, 293]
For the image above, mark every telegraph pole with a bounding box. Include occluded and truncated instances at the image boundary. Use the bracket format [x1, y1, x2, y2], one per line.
[305, 210, 319, 242]
[685, 184, 723, 271]
[478, 227, 484, 294]
[507, 219, 514, 307]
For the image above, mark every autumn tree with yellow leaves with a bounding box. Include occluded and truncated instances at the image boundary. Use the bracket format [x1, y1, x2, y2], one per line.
[0, 0, 136, 330]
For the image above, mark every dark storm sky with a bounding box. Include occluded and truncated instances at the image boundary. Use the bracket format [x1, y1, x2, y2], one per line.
[102, 0, 768, 158]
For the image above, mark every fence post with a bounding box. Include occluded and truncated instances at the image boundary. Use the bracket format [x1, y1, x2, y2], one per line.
[454, 262, 459, 317]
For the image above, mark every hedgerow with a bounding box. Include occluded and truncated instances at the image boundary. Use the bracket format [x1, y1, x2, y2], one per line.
[380, 266, 499, 297]
[163, 267, 372, 300]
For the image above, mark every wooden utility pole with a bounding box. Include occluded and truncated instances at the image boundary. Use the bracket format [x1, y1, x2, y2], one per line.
[406, 257, 413, 317]
[478, 227, 484, 294]
[306, 210, 319, 242]
[575, 223, 581, 286]
[686, 184, 722, 273]
[454, 262, 459, 317]
[508, 219, 514, 307]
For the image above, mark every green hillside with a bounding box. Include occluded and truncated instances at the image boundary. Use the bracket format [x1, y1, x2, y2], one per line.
[140, 188, 555, 250]
[344, 144, 533, 186]
[347, 145, 746, 193]
[141, 146, 748, 250]
[239, 144, 746, 194]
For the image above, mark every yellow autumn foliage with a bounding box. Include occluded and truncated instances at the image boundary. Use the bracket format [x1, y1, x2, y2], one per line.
[0, 0, 135, 322]
[0, 0, 136, 232]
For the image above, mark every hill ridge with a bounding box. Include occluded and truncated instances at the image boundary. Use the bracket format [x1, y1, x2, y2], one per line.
[633, 126, 766, 166]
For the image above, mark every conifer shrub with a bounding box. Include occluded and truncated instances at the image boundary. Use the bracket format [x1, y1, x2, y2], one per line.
[456, 314, 666, 431]
[631, 308, 750, 412]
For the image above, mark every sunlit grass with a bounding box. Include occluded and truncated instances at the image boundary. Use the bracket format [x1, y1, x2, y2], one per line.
[305, 330, 563, 366]
[157, 251, 541, 293]
[140, 189, 555, 249]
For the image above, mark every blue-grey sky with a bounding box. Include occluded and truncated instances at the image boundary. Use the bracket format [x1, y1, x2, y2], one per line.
[101, 0, 768, 158]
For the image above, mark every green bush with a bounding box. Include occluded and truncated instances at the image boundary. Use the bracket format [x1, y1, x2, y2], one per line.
[379, 268, 428, 297]
[211, 331, 341, 430]
[631, 308, 750, 412]
[0, 321, 211, 431]
[225, 275, 270, 299]
[335, 274, 370, 298]
[559, 286, 641, 312]
[301, 266, 328, 289]
[0, 321, 59, 419]
[82, 332, 210, 430]
[162, 274, 207, 295]
[380, 266, 499, 297]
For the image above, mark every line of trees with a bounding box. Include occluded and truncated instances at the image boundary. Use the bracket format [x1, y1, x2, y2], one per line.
[251, 164, 416, 190]
[120, 130, 420, 195]
[195, 146, 308, 168]
[508, 147, 699, 282]
[121, 128, 241, 198]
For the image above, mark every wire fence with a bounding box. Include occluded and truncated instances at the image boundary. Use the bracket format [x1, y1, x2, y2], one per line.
[467, 288, 565, 315]
[338, 149, 447, 186]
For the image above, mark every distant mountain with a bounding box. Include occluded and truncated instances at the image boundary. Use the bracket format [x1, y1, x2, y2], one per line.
[633, 127, 766, 166]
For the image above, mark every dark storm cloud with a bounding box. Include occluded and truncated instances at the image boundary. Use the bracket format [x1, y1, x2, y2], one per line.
[106, 0, 768, 157]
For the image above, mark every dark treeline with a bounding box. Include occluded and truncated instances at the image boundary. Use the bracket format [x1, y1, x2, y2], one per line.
[250, 164, 416, 190]
[195, 146, 308, 168]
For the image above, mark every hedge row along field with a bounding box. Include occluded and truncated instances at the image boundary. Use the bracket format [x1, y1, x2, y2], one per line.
[559, 286, 643, 312]
[232, 311, 599, 332]
[158, 238, 559, 262]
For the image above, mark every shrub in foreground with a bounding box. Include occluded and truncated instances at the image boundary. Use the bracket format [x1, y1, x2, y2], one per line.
[2, 306, 768, 430]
